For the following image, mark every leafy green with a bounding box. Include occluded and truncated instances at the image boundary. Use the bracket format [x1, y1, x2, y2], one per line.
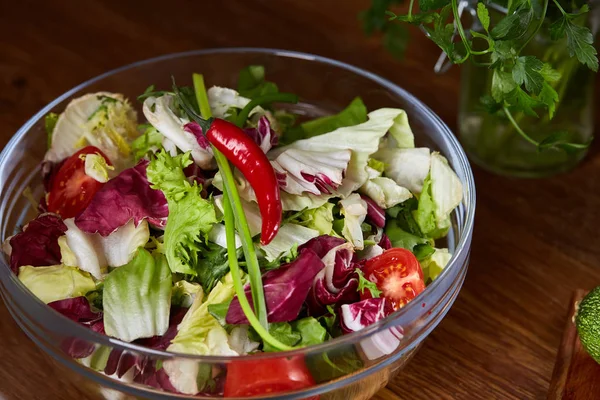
[385, 219, 433, 251]
[367, 158, 386, 173]
[477, 2, 490, 32]
[207, 299, 232, 326]
[237, 65, 279, 99]
[261, 318, 328, 352]
[137, 85, 168, 102]
[292, 317, 329, 347]
[355, 268, 382, 298]
[537, 130, 592, 153]
[420, 248, 452, 282]
[539, 82, 559, 119]
[306, 347, 364, 383]
[377, 0, 597, 154]
[505, 86, 541, 117]
[550, 8, 598, 72]
[45, 112, 59, 148]
[423, 6, 459, 62]
[103, 249, 172, 342]
[512, 56, 544, 94]
[287, 202, 335, 236]
[18, 265, 96, 304]
[282, 97, 367, 144]
[195, 242, 235, 293]
[147, 151, 218, 275]
[262, 322, 302, 352]
[491, 70, 517, 102]
[490, 6, 533, 40]
[413, 175, 437, 236]
[169, 273, 237, 355]
[131, 124, 163, 162]
[386, 197, 422, 236]
[171, 280, 202, 308]
[413, 243, 436, 261]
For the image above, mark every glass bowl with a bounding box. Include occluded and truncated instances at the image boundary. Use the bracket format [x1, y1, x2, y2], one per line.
[0, 48, 475, 400]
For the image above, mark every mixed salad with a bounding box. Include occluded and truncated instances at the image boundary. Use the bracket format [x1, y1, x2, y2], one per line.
[2, 66, 463, 396]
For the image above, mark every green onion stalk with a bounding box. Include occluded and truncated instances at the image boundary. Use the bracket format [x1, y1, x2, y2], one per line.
[192, 74, 293, 351]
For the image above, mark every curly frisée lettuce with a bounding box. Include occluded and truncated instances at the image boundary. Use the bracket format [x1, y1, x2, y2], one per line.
[103, 248, 172, 342]
[44, 93, 139, 170]
[146, 150, 218, 275]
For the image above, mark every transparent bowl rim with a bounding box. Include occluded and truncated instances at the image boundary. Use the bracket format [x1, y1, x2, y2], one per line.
[0, 47, 476, 361]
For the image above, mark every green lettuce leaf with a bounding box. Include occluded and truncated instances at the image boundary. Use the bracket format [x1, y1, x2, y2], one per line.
[385, 219, 433, 251]
[262, 322, 302, 352]
[237, 65, 279, 99]
[281, 97, 367, 144]
[147, 151, 218, 275]
[420, 248, 452, 282]
[131, 124, 164, 162]
[288, 202, 335, 236]
[339, 194, 368, 250]
[171, 280, 203, 308]
[18, 265, 96, 304]
[168, 273, 237, 355]
[292, 317, 329, 347]
[374, 147, 431, 194]
[103, 248, 172, 342]
[272, 107, 413, 200]
[359, 176, 412, 209]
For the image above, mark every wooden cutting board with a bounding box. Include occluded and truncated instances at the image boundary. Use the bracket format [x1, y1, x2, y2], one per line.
[548, 289, 600, 400]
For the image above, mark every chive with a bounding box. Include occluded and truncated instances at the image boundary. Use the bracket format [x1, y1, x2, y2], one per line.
[192, 74, 283, 344]
[235, 92, 299, 128]
[222, 190, 292, 351]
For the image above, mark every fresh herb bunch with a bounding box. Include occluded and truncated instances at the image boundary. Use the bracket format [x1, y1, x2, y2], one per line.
[362, 0, 598, 152]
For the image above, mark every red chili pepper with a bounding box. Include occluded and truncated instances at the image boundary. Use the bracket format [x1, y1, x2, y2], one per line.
[206, 118, 282, 245]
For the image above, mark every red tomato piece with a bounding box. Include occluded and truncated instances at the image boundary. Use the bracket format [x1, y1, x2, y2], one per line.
[46, 146, 111, 219]
[361, 248, 426, 310]
[224, 356, 318, 399]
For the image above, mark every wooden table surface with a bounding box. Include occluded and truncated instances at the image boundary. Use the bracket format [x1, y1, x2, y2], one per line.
[1, 0, 600, 399]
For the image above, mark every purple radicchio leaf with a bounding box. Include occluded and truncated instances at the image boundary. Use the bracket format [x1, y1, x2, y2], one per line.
[226, 248, 325, 324]
[360, 195, 386, 228]
[75, 160, 169, 236]
[183, 122, 211, 150]
[298, 235, 346, 258]
[339, 297, 394, 333]
[306, 242, 360, 316]
[8, 213, 67, 274]
[379, 233, 392, 250]
[104, 306, 188, 378]
[133, 359, 180, 394]
[244, 116, 278, 153]
[47, 296, 104, 358]
[339, 297, 403, 360]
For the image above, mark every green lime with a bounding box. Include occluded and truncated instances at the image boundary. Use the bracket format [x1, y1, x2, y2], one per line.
[576, 286, 600, 364]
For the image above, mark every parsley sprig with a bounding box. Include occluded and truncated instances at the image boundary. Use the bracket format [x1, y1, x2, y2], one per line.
[365, 0, 597, 152]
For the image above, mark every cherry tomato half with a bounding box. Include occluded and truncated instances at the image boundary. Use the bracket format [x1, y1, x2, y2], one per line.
[224, 356, 318, 399]
[47, 146, 111, 219]
[361, 248, 426, 310]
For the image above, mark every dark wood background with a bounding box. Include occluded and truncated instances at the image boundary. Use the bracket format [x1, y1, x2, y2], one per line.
[1, 0, 599, 399]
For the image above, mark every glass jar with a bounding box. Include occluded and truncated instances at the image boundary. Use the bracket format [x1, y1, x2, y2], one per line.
[458, 4, 598, 177]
